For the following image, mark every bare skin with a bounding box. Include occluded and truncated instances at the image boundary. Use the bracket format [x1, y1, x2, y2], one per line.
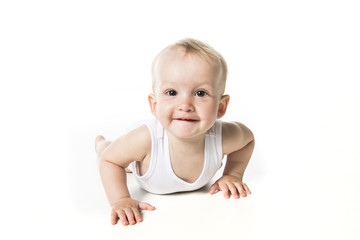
[95, 135, 155, 225]
[96, 48, 254, 226]
[95, 122, 254, 225]
[95, 135, 155, 226]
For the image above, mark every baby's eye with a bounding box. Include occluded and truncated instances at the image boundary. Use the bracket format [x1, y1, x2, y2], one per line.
[195, 90, 207, 97]
[166, 90, 177, 96]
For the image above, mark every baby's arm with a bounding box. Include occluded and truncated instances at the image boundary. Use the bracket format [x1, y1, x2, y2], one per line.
[210, 122, 255, 199]
[99, 125, 155, 225]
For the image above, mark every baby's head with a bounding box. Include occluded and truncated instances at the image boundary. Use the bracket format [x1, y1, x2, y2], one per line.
[149, 39, 230, 139]
[151, 38, 228, 97]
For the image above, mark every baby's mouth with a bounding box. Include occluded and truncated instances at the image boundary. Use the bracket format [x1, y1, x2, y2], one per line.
[175, 118, 198, 122]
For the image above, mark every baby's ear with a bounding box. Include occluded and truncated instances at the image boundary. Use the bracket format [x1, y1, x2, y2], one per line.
[148, 94, 158, 117]
[217, 94, 230, 119]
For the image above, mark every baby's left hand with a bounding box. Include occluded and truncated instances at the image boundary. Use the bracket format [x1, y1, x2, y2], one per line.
[210, 175, 251, 199]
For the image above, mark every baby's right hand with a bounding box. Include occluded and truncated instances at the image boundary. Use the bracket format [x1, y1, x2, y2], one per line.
[110, 197, 156, 226]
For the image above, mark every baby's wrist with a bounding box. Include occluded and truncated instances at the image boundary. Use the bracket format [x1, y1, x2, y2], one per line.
[110, 196, 131, 207]
[223, 171, 244, 181]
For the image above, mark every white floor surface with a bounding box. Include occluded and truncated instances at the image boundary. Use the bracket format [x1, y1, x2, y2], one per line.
[1, 1, 360, 239]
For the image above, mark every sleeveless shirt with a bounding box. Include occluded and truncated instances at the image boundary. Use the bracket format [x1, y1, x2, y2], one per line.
[129, 118, 223, 194]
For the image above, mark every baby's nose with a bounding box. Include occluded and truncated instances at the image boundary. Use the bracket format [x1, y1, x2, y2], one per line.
[177, 97, 195, 112]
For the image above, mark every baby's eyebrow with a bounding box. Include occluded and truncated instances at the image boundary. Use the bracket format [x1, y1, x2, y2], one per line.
[159, 81, 214, 89]
[194, 84, 214, 90]
[160, 81, 179, 86]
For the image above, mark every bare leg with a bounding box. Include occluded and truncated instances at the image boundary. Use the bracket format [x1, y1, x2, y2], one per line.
[94, 135, 132, 173]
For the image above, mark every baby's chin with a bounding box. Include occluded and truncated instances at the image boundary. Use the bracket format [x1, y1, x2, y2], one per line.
[166, 123, 210, 139]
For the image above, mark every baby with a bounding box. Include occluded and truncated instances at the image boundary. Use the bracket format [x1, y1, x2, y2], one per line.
[95, 38, 255, 226]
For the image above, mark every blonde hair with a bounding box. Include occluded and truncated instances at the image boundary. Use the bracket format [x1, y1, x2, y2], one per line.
[152, 38, 228, 94]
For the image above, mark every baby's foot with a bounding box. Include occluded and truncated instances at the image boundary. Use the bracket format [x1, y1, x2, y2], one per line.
[94, 135, 105, 155]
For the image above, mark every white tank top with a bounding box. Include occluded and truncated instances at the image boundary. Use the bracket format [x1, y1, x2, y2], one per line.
[130, 119, 223, 194]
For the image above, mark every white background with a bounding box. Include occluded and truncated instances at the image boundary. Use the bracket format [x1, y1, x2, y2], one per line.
[1, 0, 359, 239]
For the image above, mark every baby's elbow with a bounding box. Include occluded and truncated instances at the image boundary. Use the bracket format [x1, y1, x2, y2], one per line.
[99, 149, 115, 166]
[99, 156, 122, 171]
[245, 131, 255, 150]
[99, 152, 111, 167]
[99, 151, 109, 163]
[248, 129, 255, 143]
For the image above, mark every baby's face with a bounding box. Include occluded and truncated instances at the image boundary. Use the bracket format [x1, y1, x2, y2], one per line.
[149, 48, 227, 139]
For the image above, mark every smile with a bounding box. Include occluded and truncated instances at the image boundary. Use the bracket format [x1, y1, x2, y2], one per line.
[174, 118, 199, 122]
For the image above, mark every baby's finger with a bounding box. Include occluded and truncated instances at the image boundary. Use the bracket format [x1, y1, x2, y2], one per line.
[132, 207, 143, 223]
[124, 208, 136, 225]
[139, 202, 156, 211]
[234, 183, 247, 197]
[219, 182, 230, 199]
[116, 209, 129, 226]
[227, 183, 240, 199]
[111, 210, 119, 225]
[209, 182, 219, 195]
[243, 183, 252, 195]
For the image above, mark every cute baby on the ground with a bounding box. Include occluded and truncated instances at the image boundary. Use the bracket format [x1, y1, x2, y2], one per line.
[95, 38, 255, 226]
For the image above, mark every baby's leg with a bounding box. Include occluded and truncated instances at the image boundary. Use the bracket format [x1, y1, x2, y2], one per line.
[94, 135, 132, 173]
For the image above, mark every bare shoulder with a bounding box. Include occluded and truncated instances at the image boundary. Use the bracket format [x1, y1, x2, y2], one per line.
[222, 121, 254, 155]
[101, 124, 151, 168]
